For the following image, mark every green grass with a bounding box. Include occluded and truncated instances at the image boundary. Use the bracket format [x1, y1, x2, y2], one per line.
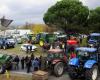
[6, 44, 21, 53]
[5, 44, 46, 57]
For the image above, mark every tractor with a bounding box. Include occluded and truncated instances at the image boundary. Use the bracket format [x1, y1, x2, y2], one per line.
[0, 54, 13, 74]
[46, 49, 67, 77]
[88, 33, 100, 48]
[39, 33, 57, 50]
[27, 33, 38, 44]
[68, 47, 100, 80]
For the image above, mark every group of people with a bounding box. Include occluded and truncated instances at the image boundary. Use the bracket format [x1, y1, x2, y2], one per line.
[12, 54, 42, 73]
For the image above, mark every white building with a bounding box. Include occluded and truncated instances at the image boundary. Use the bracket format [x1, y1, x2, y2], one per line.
[0, 29, 32, 37]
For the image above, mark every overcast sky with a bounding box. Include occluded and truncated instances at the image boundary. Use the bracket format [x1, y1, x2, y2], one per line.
[0, 0, 100, 25]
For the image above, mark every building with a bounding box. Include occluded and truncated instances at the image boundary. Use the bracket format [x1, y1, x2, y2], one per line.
[0, 29, 32, 37]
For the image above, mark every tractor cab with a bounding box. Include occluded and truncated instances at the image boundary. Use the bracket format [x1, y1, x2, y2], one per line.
[69, 47, 98, 66]
[76, 47, 97, 63]
[47, 49, 65, 61]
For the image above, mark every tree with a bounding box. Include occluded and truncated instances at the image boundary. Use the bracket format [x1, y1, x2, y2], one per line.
[43, 0, 89, 33]
[87, 7, 100, 32]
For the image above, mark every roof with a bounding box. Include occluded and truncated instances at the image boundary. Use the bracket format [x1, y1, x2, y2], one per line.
[75, 47, 97, 52]
[90, 33, 100, 36]
[67, 40, 78, 45]
[22, 43, 32, 46]
[48, 49, 63, 53]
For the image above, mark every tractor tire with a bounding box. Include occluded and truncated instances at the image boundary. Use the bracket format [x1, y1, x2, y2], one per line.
[54, 62, 64, 77]
[0, 65, 5, 74]
[68, 66, 77, 80]
[12, 45, 15, 48]
[3, 45, 7, 50]
[85, 65, 99, 80]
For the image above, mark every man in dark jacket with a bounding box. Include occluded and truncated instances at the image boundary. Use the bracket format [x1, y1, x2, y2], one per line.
[26, 57, 31, 73]
[14, 55, 20, 70]
[21, 57, 25, 69]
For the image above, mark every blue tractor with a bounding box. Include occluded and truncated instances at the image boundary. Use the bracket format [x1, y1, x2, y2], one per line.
[68, 47, 100, 80]
[88, 33, 100, 48]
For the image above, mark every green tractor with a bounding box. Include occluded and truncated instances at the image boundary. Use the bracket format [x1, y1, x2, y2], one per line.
[39, 33, 57, 49]
[0, 54, 13, 74]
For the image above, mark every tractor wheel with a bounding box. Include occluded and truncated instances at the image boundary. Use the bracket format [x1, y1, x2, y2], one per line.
[85, 65, 99, 80]
[54, 62, 64, 77]
[0, 65, 5, 74]
[68, 66, 77, 80]
[12, 45, 15, 48]
[3, 45, 7, 50]
[39, 41, 44, 47]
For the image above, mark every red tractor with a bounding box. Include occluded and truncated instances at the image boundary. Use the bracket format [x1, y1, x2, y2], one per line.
[46, 49, 67, 77]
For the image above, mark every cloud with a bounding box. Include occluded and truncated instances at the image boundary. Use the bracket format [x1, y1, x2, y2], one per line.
[0, 0, 57, 25]
[80, 0, 100, 9]
[0, 0, 100, 25]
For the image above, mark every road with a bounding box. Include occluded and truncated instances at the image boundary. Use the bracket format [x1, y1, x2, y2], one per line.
[9, 70, 100, 80]
[10, 71, 71, 80]
[9, 66, 100, 80]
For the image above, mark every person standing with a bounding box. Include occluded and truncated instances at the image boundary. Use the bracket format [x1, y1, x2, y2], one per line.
[32, 58, 39, 71]
[39, 56, 42, 69]
[14, 55, 20, 70]
[26, 57, 32, 73]
[25, 55, 28, 68]
[31, 53, 34, 60]
[21, 57, 25, 69]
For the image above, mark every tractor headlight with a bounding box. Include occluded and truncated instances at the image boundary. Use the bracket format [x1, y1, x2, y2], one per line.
[89, 44, 94, 47]
[69, 61, 73, 65]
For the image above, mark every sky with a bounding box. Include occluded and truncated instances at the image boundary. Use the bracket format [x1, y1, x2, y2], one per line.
[0, 0, 100, 25]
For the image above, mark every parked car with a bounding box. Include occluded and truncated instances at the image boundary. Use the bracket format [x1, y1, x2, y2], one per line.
[21, 43, 37, 52]
[6, 37, 16, 44]
[0, 37, 15, 49]
[0, 54, 13, 74]
[68, 47, 100, 80]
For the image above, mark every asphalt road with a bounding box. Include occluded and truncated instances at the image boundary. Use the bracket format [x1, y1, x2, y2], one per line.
[49, 73, 71, 80]
[10, 70, 100, 80]
[9, 64, 100, 80]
